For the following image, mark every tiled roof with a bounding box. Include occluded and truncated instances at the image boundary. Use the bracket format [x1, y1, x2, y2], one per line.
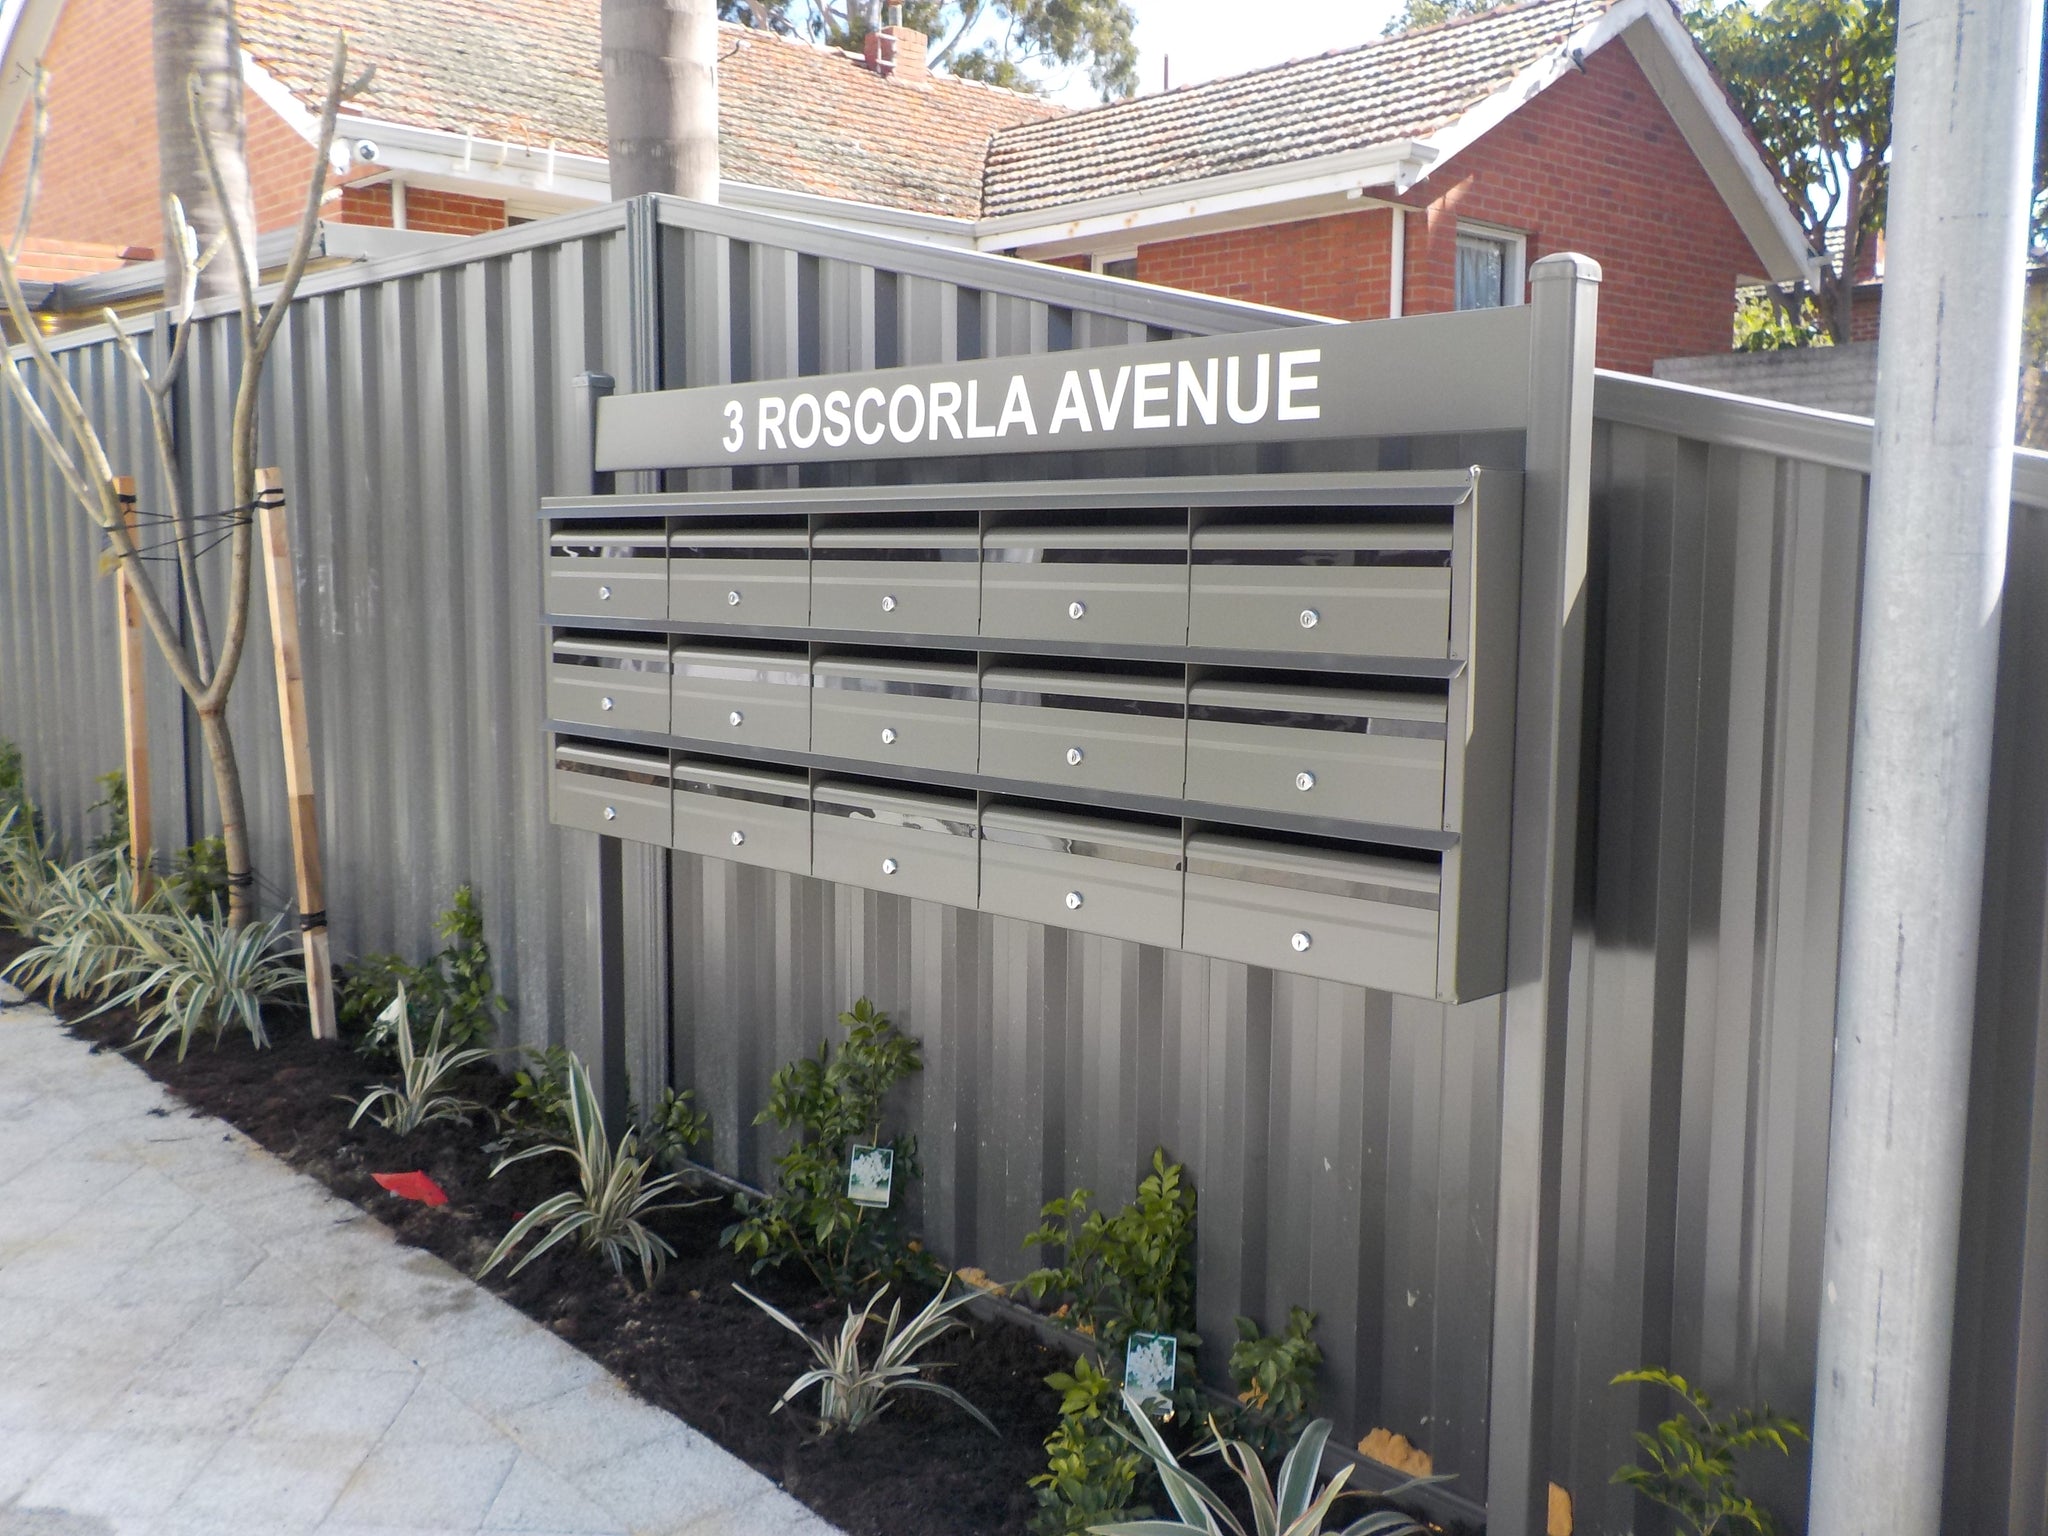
[235, 4, 1061, 219]
[981, 0, 1617, 218]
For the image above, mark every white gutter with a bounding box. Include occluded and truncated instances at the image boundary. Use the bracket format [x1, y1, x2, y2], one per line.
[0, 0, 63, 160]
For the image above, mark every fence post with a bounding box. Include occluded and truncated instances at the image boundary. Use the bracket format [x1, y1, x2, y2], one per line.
[111, 476, 153, 896]
[254, 467, 338, 1043]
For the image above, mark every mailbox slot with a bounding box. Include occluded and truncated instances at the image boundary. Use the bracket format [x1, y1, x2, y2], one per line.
[1183, 832, 1440, 995]
[547, 525, 668, 621]
[1190, 522, 1453, 658]
[982, 525, 1188, 646]
[980, 666, 1186, 799]
[551, 740, 671, 845]
[813, 526, 979, 637]
[672, 645, 811, 753]
[812, 656, 978, 775]
[547, 636, 671, 736]
[813, 780, 979, 904]
[672, 758, 811, 874]
[1185, 678, 1448, 829]
[670, 524, 809, 627]
[979, 805, 1183, 948]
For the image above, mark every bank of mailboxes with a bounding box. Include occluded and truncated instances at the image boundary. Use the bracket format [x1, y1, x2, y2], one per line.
[542, 471, 1517, 1001]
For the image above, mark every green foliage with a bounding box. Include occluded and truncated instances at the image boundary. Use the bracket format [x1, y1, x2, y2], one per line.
[723, 997, 933, 1297]
[1021, 1148, 1197, 1349]
[1096, 1391, 1442, 1536]
[1222, 1308, 1322, 1460]
[0, 805, 59, 936]
[169, 836, 229, 919]
[87, 769, 129, 857]
[105, 905, 300, 1060]
[507, 1044, 577, 1137]
[348, 987, 496, 1136]
[1030, 1359, 1151, 1535]
[481, 1051, 710, 1289]
[645, 1085, 711, 1163]
[0, 740, 28, 824]
[1, 852, 158, 1004]
[1380, 0, 1504, 37]
[722, 0, 1137, 99]
[340, 885, 503, 1054]
[1609, 1367, 1808, 1536]
[738, 1276, 997, 1435]
[1733, 290, 1831, 352]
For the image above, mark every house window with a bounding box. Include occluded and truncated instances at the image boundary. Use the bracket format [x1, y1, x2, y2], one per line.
[1097, 253, 1138, 280]
[1455, 229, 1525, 310]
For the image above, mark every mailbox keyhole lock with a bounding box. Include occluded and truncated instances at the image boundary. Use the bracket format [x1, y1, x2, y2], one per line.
[1065, 746, 1085, 766]
[602, 806, 618, 821]
[1068, 600, 1086, 620]
[726, 589, 742, 607]
[881, 727, 898, 745]
[1065, 890, 1084, 910]
[597, 584, 613, 601]
[600, 696, 615, 712]
[1299, 608, 1319, 630]
[730, 830, 746, 847]
[1295, 771, 1315, 792]
[1291, 931, 1313, 953]
[881, 594, 898, 613]
[881, 857, 899, 876]
[729, 710, 744, 727]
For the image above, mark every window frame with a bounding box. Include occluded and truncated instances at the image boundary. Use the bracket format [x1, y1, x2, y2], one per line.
[1453, 222, 1529, 312]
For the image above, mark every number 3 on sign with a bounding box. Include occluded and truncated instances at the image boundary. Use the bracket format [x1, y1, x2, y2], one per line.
[722, 400, 744, 453]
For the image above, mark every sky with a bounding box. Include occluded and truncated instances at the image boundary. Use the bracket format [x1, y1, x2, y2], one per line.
[1050, 0, 1409, 104]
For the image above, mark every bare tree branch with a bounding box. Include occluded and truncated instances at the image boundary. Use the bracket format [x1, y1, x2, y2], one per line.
[6, 69, 50, 263]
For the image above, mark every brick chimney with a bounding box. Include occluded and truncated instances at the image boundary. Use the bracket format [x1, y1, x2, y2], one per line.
[863, 23, 928, 82]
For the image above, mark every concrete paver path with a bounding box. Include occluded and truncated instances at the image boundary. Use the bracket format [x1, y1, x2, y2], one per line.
[0, 995, 839, 1536]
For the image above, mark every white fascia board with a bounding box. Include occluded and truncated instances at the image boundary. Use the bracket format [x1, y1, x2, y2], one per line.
[0, 0, 65, 160]
[973, 140, 1431, 253]
[1004, 189, 1407, 263]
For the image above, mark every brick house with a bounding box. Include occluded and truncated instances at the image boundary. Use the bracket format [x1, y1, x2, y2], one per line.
[0, 0, 1810, 371]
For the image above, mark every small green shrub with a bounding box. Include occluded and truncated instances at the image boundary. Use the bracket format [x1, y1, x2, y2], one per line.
[106, 905, 300, 1059]
[348, 987, 495, 1136]
[1, 852, 155, 1003]
[738, 1276, 996, 1436]
[0, 803, 55, 932]
[169, 836, 229, 919]
[340, 885, 503, 1053]
[1610, 1367, 1807, 1536]
[0, 741, 36, 839]
[481, 1050, 710, 1289]
[1029, 1354, 1152, 1535]
[88, 769, 129, 857]
[506, 1044, 577, 1137]
[1021, 1148, 1198, 1349]
[1223, 1306, 1322, 1459]
[644, 1084, 711, 1163]
[723, 997, 932, 1297]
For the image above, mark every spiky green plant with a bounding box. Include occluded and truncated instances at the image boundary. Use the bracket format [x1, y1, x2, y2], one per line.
[0, 803, 57, 933]
[480, 1050, 710, 1289]
[104, 905, 299, 1059]
[737, 1276, 997, 1436]
[1094, 1391, 1442, 1536]
[1, 852, 135, 1002]
[348, 987, 495, 1136]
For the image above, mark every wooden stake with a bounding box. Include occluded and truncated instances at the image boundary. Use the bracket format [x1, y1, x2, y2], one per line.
[254, 468, 338, 1042]
[112, 477, 153, 898]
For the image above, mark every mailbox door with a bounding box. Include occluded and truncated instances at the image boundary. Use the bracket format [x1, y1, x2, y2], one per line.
[671, 647, 812, 753]
[670, 527, 809, 627]
[813, 782, 979, 904]
[547, 638, 671, 736]
[812, 659, 978, 775]
[812, 528, 979, 637]
[546, 527, 668, 621]
[982, 527, 1188, 646]
[980, 668, 1186, 799]
[979, 807, 1183, 948]
[672, 759, 811, 874]
[1184, 681, 1447, 829]
[1182, 833, 1440, 996]
[551, 742, 671, 844]
[1190, 524, 1453, 658]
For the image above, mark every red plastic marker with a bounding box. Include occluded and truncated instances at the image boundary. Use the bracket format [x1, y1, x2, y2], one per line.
[371, 1170, 448, 1206]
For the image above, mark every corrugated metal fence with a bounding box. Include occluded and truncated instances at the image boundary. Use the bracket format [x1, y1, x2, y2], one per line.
[3, 196, 2044, 1532]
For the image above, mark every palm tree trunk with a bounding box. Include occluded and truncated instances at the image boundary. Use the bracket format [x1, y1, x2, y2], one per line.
[602, 0, 719, 201]
[154, 0, 256, 302]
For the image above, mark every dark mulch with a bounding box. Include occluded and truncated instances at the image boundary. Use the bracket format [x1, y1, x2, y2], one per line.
[1, 929, 1064, 1536]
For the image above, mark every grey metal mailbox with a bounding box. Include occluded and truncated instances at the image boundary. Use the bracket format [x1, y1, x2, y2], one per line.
[1182, 831, 1440, 996]
[546, 525, 668, 621]
[1190, 521, 1454, 658]
[812, 657, 979, 775]
[672, 758, 812, 874]
[981, 526, 1188, 647]
[1185, 678, 1447, 830]
[979, 805, 1184, 948]
[548, 636, 672, 737]
[669, 525, 809, 628]
[980, 666, 1186, 799]
[552, 740, 672, 845]
[671, 646, 812, 753]
[812, 526, 980, 636]
[813, 780, 980, 905]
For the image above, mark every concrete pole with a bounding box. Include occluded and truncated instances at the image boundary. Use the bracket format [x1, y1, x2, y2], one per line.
[1808, 1, 2043, 1532]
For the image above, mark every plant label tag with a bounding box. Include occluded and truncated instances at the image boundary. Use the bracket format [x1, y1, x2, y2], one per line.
[1125, 1332, 1178, 1412]
[847, 1144, 894, 1208]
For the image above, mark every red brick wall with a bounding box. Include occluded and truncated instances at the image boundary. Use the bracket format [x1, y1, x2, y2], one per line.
[0, 0, 325, 253]
[335, 185, 509, 236]
[1133, 46, 1772, 373]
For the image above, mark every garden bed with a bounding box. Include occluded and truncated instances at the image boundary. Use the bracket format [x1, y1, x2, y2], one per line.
[1, 929, 1066, 1536]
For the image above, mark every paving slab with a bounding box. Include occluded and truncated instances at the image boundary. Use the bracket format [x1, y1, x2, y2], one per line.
[0, 1003, 841, 1536]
